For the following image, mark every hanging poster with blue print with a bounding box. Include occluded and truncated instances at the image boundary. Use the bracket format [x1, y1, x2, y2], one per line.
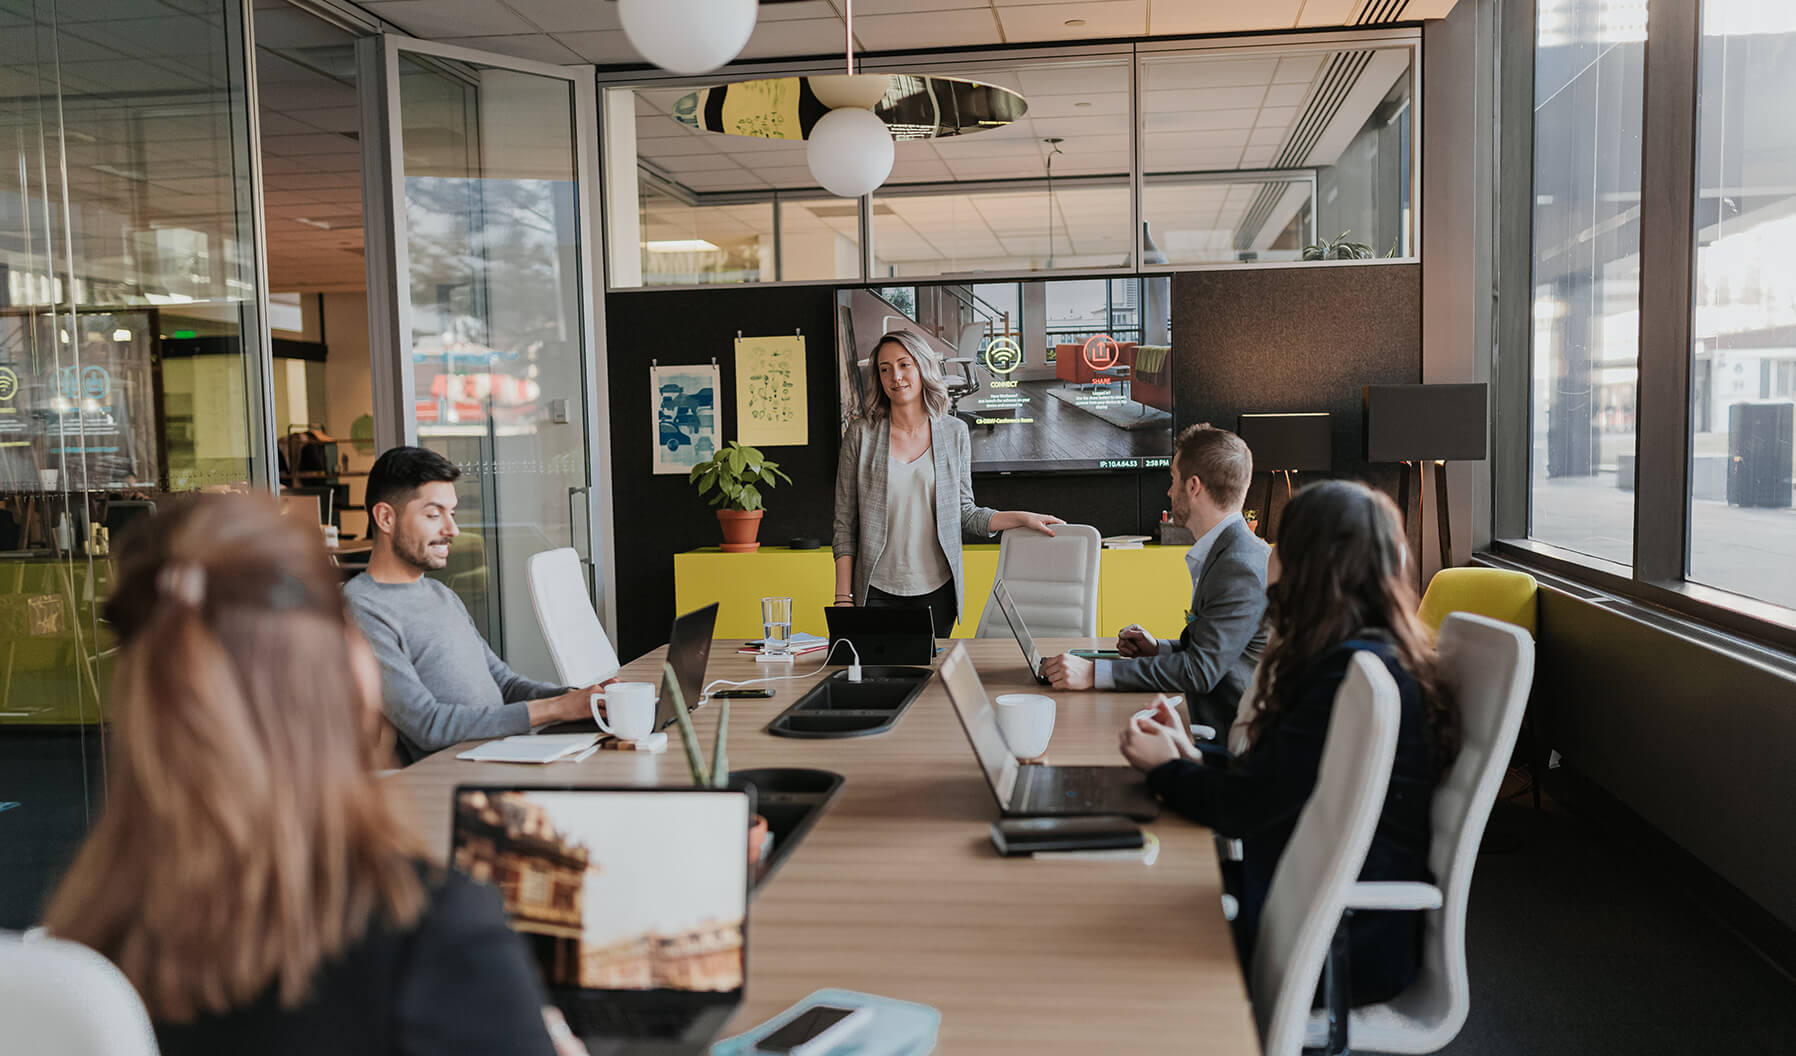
[651, 363, 719, 475]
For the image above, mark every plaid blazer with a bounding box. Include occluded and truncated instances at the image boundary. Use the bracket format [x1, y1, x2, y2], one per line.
[833, 415, 996, 621]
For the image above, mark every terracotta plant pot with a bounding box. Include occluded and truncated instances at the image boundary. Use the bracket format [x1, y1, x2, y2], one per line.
[748, 813, 771, 874]
[717, 509, 764, 553]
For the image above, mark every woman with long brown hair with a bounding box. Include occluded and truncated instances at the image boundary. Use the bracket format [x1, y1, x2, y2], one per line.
[1119, 479, 1457, 1006]
[44, 495, 561, 1055]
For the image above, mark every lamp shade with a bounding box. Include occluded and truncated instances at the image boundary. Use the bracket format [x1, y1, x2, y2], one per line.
[1362, 383, 1489, 462]
[806, 107, 894, 198]
[618, 0, 756, 76]
[1237, 412, 1333, 472]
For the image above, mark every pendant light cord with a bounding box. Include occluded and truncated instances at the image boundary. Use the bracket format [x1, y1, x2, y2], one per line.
[844, 0, 854, 74]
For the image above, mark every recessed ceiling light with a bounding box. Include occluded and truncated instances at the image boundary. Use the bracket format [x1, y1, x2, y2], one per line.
[643, 239, 720, 253]
[1064, 18, 1086, 27]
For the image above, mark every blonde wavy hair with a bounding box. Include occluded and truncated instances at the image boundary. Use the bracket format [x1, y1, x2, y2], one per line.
[46, 494, 427, 1022]
[862, 330, 949, 421]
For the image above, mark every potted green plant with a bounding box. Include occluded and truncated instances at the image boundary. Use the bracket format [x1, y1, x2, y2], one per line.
[664, 663, 771, 872]
[1302, 230, 1375, 261]
[688, 440, 792, 553]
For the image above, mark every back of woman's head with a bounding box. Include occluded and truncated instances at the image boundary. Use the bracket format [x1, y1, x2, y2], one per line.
[47, 494, 424, 1022]
[1249, 480, 1458, 768]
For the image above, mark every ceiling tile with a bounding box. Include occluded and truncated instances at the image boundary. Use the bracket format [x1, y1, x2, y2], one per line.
[1146, 0, 1303, 34]
[1014, 63, 1129, 99]
[852, 9, 999, 51]
[655, 153, 750, 173]
[1140, 58, 1278, 93]
[997, 1, 1146, 42]
[555, 29, 633, 63]
[1143, 85, 1268, 112]
[759, 1, 842, 20]
[1262, 82, 1310, 107]
[1294, 0, 1359, 27]
[1274, 55, 1324, 84]
[436, 34, 583, 65]
[737, 17, 847, 60]
[361, 0, 537, 38]
[497, 0, 622, 32]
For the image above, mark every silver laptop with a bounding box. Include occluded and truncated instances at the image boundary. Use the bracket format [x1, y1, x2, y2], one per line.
[990, 580, 1050, 685]
[451, 786, 750, 1055]
[939, 643, 1158, 821]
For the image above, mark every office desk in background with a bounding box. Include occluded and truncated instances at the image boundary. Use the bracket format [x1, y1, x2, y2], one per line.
[676, 545, 1196, 642]
[386, 639, 1257, 1055]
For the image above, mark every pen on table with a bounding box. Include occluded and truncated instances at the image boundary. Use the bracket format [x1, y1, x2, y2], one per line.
[568, 743, 600, 764]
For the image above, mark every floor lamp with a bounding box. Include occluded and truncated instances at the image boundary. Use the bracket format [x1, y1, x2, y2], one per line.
[1362, 384, 1489, 576]
[1237, 412, 1333, 539]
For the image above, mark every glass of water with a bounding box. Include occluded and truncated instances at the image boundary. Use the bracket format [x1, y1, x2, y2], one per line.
[760, 596, 793, 657]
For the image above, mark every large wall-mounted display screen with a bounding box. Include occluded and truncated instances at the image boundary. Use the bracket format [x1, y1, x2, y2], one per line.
[838, 276, 1174, 473]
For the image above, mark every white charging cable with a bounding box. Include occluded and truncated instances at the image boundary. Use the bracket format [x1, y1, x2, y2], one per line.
[698, 639, 863, 705]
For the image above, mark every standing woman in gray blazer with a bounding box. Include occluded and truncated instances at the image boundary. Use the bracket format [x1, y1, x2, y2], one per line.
[832, 330, 1063, 635]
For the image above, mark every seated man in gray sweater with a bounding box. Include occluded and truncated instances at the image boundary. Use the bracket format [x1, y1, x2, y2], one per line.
[345, 446, 601, 762]
[1040, 424, 1270, 735]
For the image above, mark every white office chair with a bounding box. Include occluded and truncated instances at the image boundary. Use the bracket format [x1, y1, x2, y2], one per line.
[973, 524, 1102, 638]
[525, 547, 621, 687]
[1301, 612, 1535, 1054]
[1253, 652, 1401, 1056]
[0, 932, 160, 1056]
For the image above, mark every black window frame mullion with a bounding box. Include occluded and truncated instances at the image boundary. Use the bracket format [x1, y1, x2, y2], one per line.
[1632, 0, 1703, 586]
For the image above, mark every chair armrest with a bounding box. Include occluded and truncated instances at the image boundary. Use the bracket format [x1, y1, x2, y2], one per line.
[1345, 881, 1443, 911]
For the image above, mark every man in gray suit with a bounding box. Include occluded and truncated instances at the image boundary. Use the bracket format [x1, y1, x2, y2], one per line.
[1042, 423, 1270, 735]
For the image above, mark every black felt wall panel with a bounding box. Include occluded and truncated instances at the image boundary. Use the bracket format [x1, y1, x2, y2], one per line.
[1170, 265, 1423, 528]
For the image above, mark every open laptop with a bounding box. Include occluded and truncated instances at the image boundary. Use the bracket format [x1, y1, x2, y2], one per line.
[990, 580, 1050, 686]
[657, 603, 718, 729]
[541, 604, 715, 738]
[451, 786, 750, 1056]
[939, 642, 1159, 821]
[822, 604, 935, 665]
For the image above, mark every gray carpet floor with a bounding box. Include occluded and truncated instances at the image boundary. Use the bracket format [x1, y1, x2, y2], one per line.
[1438, 798, 1796, 1056]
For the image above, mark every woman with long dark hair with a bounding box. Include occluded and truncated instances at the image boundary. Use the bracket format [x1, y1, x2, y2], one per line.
[45, 495, 565, 1055]
[1119, 479, 1458, 1005]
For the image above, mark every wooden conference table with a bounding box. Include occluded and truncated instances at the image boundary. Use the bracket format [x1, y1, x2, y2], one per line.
[386, 638, 1257, 1054]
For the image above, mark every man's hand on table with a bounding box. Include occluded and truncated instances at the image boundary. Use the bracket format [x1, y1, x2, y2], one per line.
[1041, 652, 1095, 690]
[527, 679, 617, 726]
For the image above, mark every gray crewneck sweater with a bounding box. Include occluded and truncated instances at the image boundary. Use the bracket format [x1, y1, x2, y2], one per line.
[345, 574, 567, 762]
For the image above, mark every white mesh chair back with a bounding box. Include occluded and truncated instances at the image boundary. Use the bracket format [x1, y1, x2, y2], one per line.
[526, 547, 620, 687]
[0, 933, 160, 1056]
[1322, 612, 1534, 1053]
[973, 524, 1102, 638]
[1253, 652, 1401, 1056]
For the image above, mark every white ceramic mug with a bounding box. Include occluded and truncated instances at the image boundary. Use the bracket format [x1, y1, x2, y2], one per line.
[592, 681, 657, 741]
[994, 693, 1056, 759]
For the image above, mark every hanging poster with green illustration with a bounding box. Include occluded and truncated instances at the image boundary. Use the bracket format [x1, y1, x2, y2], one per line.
[734, 334, 807, 447]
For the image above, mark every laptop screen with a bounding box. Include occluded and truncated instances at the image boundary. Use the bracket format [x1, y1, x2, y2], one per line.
[991, 581, 1042, 674]
[658, 604, 718, 729]
[451, 788, 750, 994]
[938, 644, 1021, 808]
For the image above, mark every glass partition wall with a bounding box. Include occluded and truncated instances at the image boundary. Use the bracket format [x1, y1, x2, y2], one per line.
[601, 31, 1420, 291]
[1, 0, 272, 925]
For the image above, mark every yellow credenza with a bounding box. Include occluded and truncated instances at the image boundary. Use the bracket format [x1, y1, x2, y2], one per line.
[674, 544, 1194, 644]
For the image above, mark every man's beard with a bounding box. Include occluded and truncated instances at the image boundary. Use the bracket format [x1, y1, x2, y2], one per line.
[395, 526, 449, 571]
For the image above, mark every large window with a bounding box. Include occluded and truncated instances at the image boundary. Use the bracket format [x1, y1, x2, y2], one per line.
[1688, 3, 1796, 610]
[1528, 0, 1647, 566]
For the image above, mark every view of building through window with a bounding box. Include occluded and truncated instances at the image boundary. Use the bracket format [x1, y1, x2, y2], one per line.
[1687, 1, 1796, 609]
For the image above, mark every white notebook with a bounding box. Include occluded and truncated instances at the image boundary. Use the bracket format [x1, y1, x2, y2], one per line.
[456, 733, 598, 764]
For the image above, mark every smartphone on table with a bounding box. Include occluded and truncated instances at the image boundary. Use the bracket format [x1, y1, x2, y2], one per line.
[1069, 648, 1123, 660]
[754, 1004, 871, 1055]
[713, 688, 774, 699]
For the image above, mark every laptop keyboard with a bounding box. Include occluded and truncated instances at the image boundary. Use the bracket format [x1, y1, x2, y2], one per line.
[567, 1003, 698, 1041]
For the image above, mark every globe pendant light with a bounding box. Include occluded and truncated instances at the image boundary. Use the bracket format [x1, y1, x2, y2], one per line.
[805, 0, 893, 198]
[618, 0, 757, 76]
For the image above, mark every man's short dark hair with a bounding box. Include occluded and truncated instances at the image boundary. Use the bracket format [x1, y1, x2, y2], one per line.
[1173, 423, 1252, 511]
[365, 446, 460, 533]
